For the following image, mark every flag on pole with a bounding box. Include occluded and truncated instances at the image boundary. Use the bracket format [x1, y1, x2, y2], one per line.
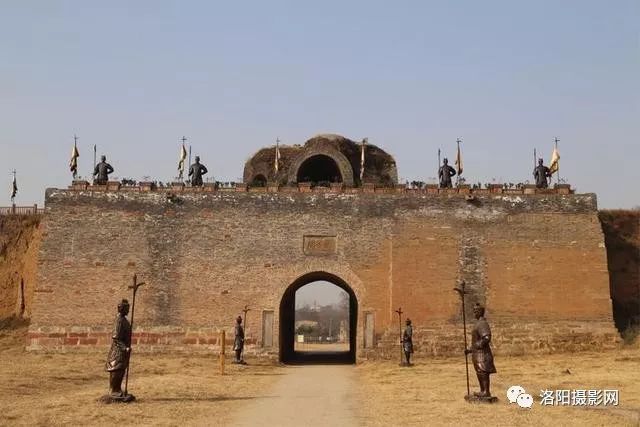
[360, 138, 367, 181]
[549, 145, 560, 175]
[275, 138, 281, 173]
[455, 138, 463, 175]
[69, 141, 80, 178]
[178, 143, 187, 177]
[11, 172, 17, 203]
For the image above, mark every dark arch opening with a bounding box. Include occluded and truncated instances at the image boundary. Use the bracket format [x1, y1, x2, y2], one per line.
[251, 174, 267, 187]
[279, 272, 357, 364]
[296, 155, 342, 184]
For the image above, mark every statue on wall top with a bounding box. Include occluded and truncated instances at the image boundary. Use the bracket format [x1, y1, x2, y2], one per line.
[94, 155, 114, 185]
[533, 158, 551, 188]
[189, 156, 208, 187]
[439, 158, 456, 188]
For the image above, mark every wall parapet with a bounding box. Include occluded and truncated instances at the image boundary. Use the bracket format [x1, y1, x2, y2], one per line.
[67, 180, 574, 196]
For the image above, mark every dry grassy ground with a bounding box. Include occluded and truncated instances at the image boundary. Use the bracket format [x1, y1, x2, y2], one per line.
[2, 323, 639, 426]
[354, 347, 640, 426]
[0, 325, 284, 426]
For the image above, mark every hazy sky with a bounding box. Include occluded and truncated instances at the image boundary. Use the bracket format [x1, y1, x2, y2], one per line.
[1, 1, 638, 208]
[295, 281, 347, 309]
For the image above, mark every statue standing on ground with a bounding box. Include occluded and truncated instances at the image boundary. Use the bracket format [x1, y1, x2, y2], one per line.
[189, 156, 208, 186]
[401, 318, 414, 365]
[465, 303, 497, 398]
[533, 158, 551, 188]
[439, 158, 456, 188]
[105, 299, 131, 398]
[94, 155, 114, 185]
[233, 315, 246, 364]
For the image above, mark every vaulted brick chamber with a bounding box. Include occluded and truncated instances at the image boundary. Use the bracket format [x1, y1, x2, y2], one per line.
[242, 134, 398, 187]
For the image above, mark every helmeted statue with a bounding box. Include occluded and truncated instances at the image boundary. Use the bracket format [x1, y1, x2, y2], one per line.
[233, 315, 246, 364]
[94, 155, 114, 185]
[401, 318, 414, 365]
[465, 303, 497, 398]
[188, 156, 208, 187]
[533, 158, 551, 188]
[105, 299, 132, 399]
[439, 158, 456, 188]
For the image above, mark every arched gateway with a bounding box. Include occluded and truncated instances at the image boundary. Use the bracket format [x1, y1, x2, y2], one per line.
[279, 272, 358, 364]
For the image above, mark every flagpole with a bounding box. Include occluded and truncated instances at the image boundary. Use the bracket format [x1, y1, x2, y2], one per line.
[554, 137, 560, 186]
[11, 169, 17, 206]
[93, 144, 97, 184]
[437, 148, 441, 187]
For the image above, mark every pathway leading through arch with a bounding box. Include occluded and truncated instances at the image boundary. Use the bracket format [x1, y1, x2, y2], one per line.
[279, 272, 358, 364]
[230, 365, 357, 426]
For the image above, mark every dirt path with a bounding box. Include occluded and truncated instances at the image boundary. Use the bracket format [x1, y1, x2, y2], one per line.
[230, 365, 357, 427]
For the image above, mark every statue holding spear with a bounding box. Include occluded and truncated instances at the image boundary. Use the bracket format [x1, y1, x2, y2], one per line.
[102, 274, 144, 403]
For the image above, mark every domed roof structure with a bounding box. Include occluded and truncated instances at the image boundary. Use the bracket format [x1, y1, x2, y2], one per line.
[243, 134, 398, 187]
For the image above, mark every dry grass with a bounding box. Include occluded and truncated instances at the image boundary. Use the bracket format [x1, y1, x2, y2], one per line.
[354, 349, 640, 426]
[3, 323, 640, 426]
[0, 325, 284, 426]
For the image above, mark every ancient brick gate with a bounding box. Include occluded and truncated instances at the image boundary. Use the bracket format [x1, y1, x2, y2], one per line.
[27, 187, 619, 359]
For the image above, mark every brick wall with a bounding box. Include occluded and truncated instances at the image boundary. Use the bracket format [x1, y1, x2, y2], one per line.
[27, 188, 618, 357]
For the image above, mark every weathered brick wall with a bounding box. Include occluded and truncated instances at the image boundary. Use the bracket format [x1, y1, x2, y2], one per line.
[28, 187, 618, 357]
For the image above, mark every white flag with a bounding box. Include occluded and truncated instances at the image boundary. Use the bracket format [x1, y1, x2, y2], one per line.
[11, 173, 17, 202]
[275, 138, 281, 173]
[360, 138, 367, 181]
[178, 143, 187, 177]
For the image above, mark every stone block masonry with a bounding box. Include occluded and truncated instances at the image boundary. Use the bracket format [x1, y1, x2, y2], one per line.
[27, 186, 618, 358]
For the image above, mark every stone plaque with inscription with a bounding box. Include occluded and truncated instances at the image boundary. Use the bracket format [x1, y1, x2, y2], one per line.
[303, 235, 337, 256]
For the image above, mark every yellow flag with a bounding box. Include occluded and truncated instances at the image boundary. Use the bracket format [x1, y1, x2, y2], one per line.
[178, 143, 187, 174]
[69, 143, 79, 174]
[549, 146, 560, 175]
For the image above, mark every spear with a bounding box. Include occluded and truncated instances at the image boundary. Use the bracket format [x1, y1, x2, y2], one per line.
[124, 274, 145, 396]
[394, 307, 404, 365]
[241, 305, 250, 363]
[453, 281, 470, 398]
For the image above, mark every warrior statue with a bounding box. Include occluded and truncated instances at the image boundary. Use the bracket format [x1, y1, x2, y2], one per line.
[233, 315, 246, 364]
[94, 155, 114, 185]
[188, 156, 208, 187]
[105, 299, 131, 398]
[401, 318, 414, 365]
[465, 303, 497, 398]
[438, 158, 456, 188]
[533, 158, 551, 189]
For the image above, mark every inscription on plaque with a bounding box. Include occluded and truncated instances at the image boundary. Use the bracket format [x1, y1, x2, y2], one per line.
[303, 235, 337, 256]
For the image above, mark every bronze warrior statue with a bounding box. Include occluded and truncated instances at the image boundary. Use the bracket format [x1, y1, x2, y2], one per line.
[105, 299, 131, 398]
[233, 315, 246, 364]
[533, 158, 551, 188]
[439, 158, 456, 188]
[188, 155, 208, 187]
[94, 155, 114, 185]
[401, 318, 414, 365]
[465, 303, 497, 398]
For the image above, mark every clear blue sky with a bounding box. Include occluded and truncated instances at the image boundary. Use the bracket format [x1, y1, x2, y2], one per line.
[1, 1, 638, 208]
